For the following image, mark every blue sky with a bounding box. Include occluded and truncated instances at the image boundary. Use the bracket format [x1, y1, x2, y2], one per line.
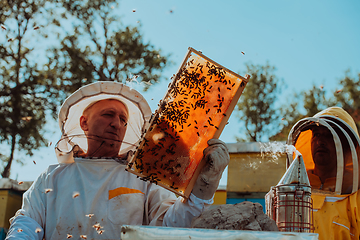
[6, 0, 360, 185]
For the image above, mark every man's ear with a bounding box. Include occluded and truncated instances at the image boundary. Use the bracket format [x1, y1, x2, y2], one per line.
[80, 115, 89, 131]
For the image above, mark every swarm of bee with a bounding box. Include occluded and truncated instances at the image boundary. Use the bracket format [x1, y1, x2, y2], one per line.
[127, 48, 248, 197]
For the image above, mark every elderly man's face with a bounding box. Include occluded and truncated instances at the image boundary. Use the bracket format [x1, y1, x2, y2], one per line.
[311, 126, 337, 169]
[80, 99, 128, 157]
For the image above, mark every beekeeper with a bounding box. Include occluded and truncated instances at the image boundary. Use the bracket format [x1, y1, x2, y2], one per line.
[6, 81, 229, 240]
[287, 106, 360, 240]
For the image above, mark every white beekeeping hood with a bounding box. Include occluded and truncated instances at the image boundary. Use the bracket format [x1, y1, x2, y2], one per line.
[55, 81, 152, 163]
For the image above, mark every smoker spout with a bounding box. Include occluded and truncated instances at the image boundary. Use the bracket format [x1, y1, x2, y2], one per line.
[277, 154, 310, 187]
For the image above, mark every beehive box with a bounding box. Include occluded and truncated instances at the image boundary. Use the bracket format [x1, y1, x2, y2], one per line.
[126, 47, 249, 198]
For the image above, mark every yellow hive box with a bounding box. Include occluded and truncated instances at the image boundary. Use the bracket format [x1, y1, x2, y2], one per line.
[126, 47, 249, 198]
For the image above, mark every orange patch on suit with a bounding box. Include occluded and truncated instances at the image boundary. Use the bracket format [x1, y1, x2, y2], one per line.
[109, 187, 144, 200]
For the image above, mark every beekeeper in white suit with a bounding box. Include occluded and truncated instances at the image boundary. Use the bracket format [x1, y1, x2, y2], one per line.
[6, 81, 229, 240]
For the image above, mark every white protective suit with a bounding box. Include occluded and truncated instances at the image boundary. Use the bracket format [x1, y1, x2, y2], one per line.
[6, 82, 212, 240]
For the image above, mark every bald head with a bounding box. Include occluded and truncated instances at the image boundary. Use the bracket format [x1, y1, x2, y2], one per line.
[80, 99, 128, 158]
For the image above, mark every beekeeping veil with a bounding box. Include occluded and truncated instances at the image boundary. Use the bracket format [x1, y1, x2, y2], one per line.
[287, 107, 360, 195]
[55, 81, 152, 163]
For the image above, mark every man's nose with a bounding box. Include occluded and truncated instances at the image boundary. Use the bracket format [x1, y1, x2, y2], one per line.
[316, 136, 327, 145]
[110, 119, 121, 129]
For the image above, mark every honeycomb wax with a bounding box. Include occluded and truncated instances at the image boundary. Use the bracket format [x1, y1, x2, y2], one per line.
[127, 47, 249, 198]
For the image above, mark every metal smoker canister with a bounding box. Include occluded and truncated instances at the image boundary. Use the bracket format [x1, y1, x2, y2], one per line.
[274, 183, 312, 232]
[266, 153, 314, 232]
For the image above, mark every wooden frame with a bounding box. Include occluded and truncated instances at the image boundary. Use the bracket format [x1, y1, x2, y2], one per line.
[126, 47, 250, 198]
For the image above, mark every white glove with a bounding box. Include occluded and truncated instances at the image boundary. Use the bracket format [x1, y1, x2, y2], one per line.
[192, 139, 230, 200]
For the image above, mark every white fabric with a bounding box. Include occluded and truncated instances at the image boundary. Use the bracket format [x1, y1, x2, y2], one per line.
[324, 196, 347, 202]
[6, 215, 43, 240]
[56, 82, 152, 163]
[163, 192, 213, 227]
[6, 158, 211, 239]
[192, 139, 230, 200]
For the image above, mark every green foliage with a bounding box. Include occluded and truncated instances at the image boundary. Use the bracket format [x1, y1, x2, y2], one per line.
[269, 96, 302, 142]
[302, 85, 331, 116]
[270, 72, 360, 141]
[270, 85, 333, 141]
[0, 0, 57, 178]
[333, 71, 360, 131]
[236, 62, 284, 142]
[49, 0, 169, 95]
[0, 0, 169, 178]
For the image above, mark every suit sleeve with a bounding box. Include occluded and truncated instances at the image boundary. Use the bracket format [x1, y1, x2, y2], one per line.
[162, 193, 213, 227]
[6, 173, 47, 240]
[144, 184, 213, 227]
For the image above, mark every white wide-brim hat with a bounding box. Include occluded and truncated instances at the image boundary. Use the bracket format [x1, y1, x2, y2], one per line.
[55, 81, 152, 163]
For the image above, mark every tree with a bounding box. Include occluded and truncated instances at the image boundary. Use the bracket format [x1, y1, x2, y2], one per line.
[48, 0, 169, 95]
[333, 71, 360, 130]
[236, 62, 284, 142]
[302, 84, 331, 116]
[269, 98, 302, 141]
[0, 0, 170, 178]
[269, 85, 331, 141]
[0, 0, 60, 178]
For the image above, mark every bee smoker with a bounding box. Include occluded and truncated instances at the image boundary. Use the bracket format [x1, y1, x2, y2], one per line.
[266, 153, 314, 232]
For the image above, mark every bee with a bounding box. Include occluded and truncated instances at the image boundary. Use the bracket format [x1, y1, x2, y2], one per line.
[7, 38, 14, 42]
[33, 160, 36, 165]
[80, 235, 87, 239]
[21, 116, 32, 122]
[1, 24, 6, 30]
[17, 229, 23, 232]
[319, 85, 324, 90]
[45, 188, 53, 193]
[18, 181, 24, 185]
[335, 89, 342, 94]
[33, 26, 40, 30]
[241, 51, 245, 55]
[97, 230, 105, 235]
[67, 234, 73, 238]
[93, 223, 101, 231]
[132, 9, 136, 12]
[72, 191, 80, 198]
[85, 214, 94, 218]
[35, 228, 42, 233]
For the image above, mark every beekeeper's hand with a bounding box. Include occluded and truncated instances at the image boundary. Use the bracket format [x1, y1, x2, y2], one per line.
[192, 139, 230, 200]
